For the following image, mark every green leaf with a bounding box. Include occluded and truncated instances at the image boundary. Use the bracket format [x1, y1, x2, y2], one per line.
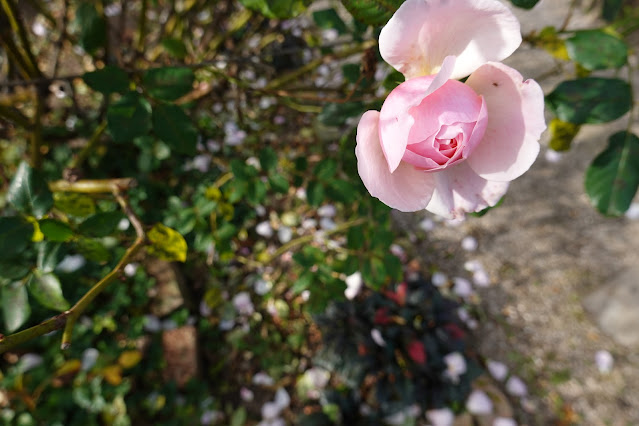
[239, 0, 310, 18]
[39, 219, 74, 242]
[268, 174, 290, 194]
[548, 118, 580, 152]
[53, 193, 96, 217]
[37, 242, 62, 273]
[79, 211, 124, 237]
[603, 0, 623, 21]
[585, 131, 639, 216]
[565, 30, 627, 70]
[546, 78, 632, 124]
[75, 2, 106, 54]
[307, 181, 325, 207]
[318, 101, 364, 127]
[8, 161, 54, 218]
[147, 223, 188, 262]
[142, 67, 194, 101]
[107, 92, 152, 142]
[76, 238, 111, 262]
[2, 281, 30, 332]
[152, 103, 198, 155]
[510, 0, 540, 9]
[313, 9, 348, 34]
[83, 66, 129, 95]
[161, 38, 188, 59]
[340, 0, 402, 26]
[0, 263, 30, 281]
[292, 271, 314, 295]
[259, 147, 278, 172]
[326, 179, 358, 203]
[342, 63, 361, 84]
[28, 272, 70, 311]
[314, 159, 338, 181]
[230, 407, 247, 426]
[361, 256, 386, 289]
[0, 216, 34, 257]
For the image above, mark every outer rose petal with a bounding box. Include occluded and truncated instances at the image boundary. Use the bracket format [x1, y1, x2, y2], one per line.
[356, 111, 436, 212]
[379, 0, 521, 80]
[465, 62, 546, 181]
[425, 162, 509, 219]
[379, 56, 456, 172]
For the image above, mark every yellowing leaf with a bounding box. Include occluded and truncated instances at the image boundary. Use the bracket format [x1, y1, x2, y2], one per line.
[55, 359, 82, 377]
[537, 26, 570, 61]
[117, 350, 142, 369]
[102, 364, 123, 385]
[53, 193, 96, 217]
[549, 118, 581, 152]
[146, 223, 187, 262]
[27, 217, 44, 242]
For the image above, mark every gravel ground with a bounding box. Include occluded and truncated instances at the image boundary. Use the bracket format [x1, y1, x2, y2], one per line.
[395, 1, 639, 424]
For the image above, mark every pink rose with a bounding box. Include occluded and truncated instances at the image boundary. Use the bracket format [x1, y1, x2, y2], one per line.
[356, 0, 546, 218]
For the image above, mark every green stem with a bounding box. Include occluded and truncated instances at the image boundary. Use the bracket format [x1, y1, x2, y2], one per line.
[0, 105, 32, 128]
[30, 90, 44, 169]
[69, 120, 107, 169]
[0, 0, 42, 78]
[137, 0, 148, 52]
[49, 178, 135, 194]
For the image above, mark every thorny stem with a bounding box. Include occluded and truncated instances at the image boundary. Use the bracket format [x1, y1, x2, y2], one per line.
[0, 178, 145, 354]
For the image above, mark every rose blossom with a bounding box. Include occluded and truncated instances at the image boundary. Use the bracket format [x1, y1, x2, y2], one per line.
[356, 0, 546, 218]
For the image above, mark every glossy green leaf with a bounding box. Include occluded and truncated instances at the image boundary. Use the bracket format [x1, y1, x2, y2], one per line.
[268, 174, 289, 194]
[239, 0, 310, 18]
[259, 147, 278, 172]
[326, 179, 358, 203]
[78, 211, 124, 237]
[0, 216, 34, 257]
[37, 242, 62, 273]
[546, 78, 632, 124]
[75, 2, 106, 53]
[307, 181, 325, 207]
[151, 103, 198, 155]
[147, 223, 188, 262]
[566, 30, 627, 70]
[28, 272, 70, 311]
[53, 193, 96, 217]
[585, 132, 639, 216]
[107, 92, 152, 142]
[143, 67, 194, 101]
[0, 263, 30, 281]
[340, 0, 402, 25]
[8, 161, 54, 218]
[313, 9, 348, 34]
[39, 219, 74, 242]
[314, 159, 338, 181]
[2, 281, 30, 332]
[76, 238, 111, 263]
[510, 0, 539, 9]
[161, 38, 188, 59]
[83, 66, 129, 95]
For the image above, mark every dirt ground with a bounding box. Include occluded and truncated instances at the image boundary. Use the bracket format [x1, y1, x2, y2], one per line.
[394, 1, 639, 424]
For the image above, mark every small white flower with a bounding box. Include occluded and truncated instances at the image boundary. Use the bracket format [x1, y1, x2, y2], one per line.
[300, 290, 311, 302]
[432, 272, 448, 287]
[277, 226, 293, 244]
[466, 389, 493, 415]
[344, 272, 363, 300]
[261, 401, 281, 420]
[317, 204, 337, 218]
[117, 218, 130, 231]
[124, 263, 138, 277]
[473, 269, 491, 287]
[319, 217, 336, 231]
[461, 236, 478, 252]
[463, 260, 482, 272]
[371, 329, 386, 347]
[240, 387, 254, 402]
[32, 21, 47, 36]
[274, 388, 290, 409]
[487, 359, 509, 381]
[301, 218, 317, 229]
[143, 315, 162, 333]
[419, 218, 435, 231]
[254, 279, 272, 295]
[595, 350, 614, 374]
[81, 348, 99, 371]
[453, 277, 473, 298]
[233, 292, 254, 316]
[493, 418, 517, 426]
[544, 149, 563, 163]
[18, 354, 43, 372]
[505, 376, 528, 397]
[303, 367, 330, 389]
[256, 221, 274, 238]
[444, 352, 467, 383]
[425, 408, 454, 426]
[252, 372, 275, 386]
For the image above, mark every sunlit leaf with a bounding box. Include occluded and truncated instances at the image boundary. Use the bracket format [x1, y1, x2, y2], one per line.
[8, 161, 54, 218]
[27, 272, 70, 311]
[146, 223, 188, 262]
[118, 350, 142, 369]
[39, 219, 74, 242]
[53, 193, 96, 217]
[2, 281, 30, 332]
[548, 118, 580, 152]
[566, 30, 627, 70]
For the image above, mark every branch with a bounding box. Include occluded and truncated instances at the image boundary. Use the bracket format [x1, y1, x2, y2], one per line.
[0, 178, 146, 354]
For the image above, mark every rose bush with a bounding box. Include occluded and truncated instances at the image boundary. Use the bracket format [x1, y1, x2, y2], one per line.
[356, 0, 546, 218]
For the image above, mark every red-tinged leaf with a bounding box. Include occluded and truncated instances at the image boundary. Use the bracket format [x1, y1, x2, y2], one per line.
[407, 340, 426, 365]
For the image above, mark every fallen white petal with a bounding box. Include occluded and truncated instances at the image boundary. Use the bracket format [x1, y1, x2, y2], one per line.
[466, 389, 493, 415]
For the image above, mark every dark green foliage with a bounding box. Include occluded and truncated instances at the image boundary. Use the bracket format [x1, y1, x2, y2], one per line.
[565, 30, 627, 70]
[510, 0, 540, 9]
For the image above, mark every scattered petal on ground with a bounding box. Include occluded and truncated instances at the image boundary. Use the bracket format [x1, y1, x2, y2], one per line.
[466, 389, 493, 415]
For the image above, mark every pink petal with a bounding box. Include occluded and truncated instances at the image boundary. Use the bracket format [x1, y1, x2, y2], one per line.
[465, 62, 546, 181]
[426, 162, 509, 218]
[378, 56, 456, 172]
[379, 0, 521, 80]
[356, 111, 436, 212]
